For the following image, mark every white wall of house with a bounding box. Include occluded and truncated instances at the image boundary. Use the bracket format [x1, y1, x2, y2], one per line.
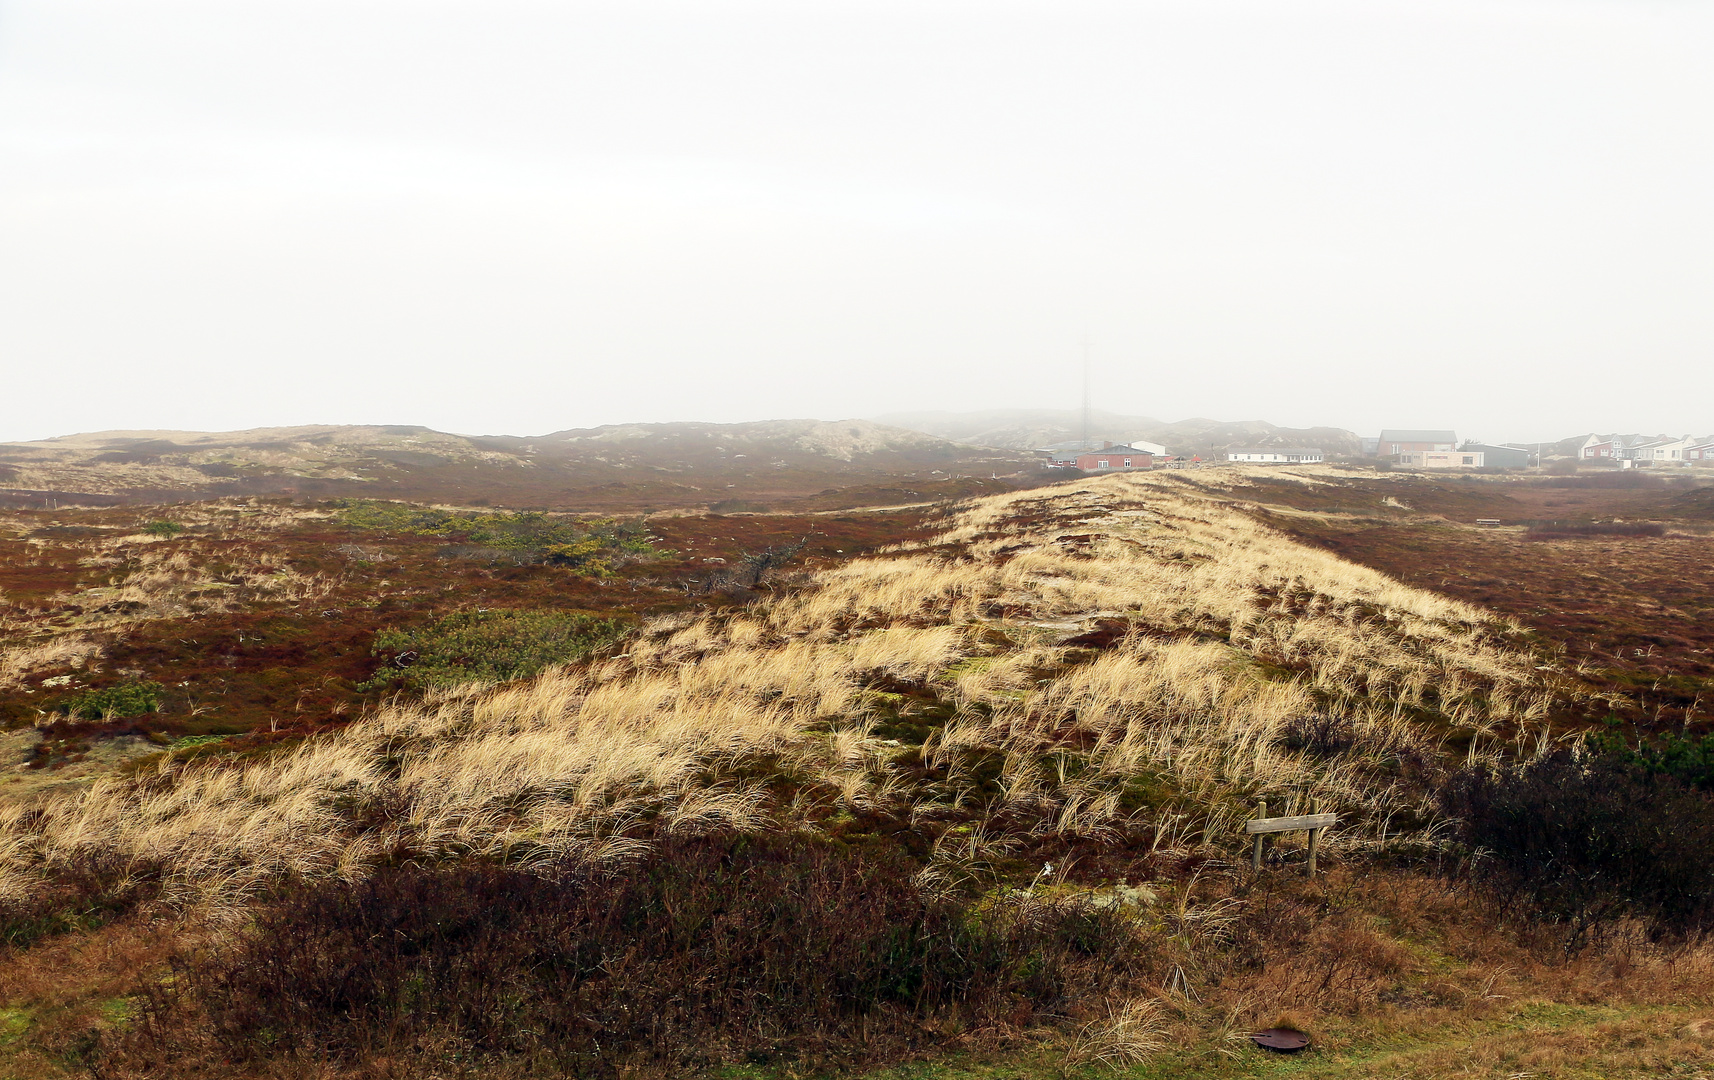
[1398, 450, 1484, 468]
[1582, 434, 1661, 460]
[1579, 434, 1713, 462]
[1226, 449, 1324, 463]
[1637, 437, 1696, 461]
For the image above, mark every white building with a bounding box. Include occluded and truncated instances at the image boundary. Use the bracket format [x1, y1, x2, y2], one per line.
[1582, 433, 1698, 462]
[1398, 449, 1484, 468]
[1225, 448, 1324, 464]
[1634, 436, 1697, 463]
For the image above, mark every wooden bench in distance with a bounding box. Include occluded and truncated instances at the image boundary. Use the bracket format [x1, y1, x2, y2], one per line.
[1246, 801, 1337, 874]
[1245, 813, 1338, 835]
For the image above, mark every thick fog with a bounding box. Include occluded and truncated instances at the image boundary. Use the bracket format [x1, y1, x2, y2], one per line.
[1, 1, 1710, 444]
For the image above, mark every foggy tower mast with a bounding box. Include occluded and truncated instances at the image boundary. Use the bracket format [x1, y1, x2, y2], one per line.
[1080, 339, 1091, 451]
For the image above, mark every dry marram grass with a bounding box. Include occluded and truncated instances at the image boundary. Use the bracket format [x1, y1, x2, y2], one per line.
[0, 472, 1561, 914]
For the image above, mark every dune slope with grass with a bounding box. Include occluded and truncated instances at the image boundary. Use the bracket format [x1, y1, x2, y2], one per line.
[9, 468, 1712, 1079]
[0, 471, 1556, 913]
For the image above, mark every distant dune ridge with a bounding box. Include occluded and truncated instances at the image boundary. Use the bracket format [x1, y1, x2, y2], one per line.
[0, 420, 1030, 510]
[875, 409, 1363, 458]
[0, 412, 1368, 512]
[508, 418, 966, 463]
[0, 412, 1370, 511]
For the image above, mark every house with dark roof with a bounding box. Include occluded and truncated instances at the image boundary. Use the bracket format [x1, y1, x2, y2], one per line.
[1037, 440, 1167, 467]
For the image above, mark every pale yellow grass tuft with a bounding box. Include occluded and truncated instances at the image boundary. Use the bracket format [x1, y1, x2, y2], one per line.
[0, 635, 103, 690]
[1061, 996, 1169, 1072]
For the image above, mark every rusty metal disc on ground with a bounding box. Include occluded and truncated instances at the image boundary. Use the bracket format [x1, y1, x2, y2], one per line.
[1251, 1027, 1311, 1052]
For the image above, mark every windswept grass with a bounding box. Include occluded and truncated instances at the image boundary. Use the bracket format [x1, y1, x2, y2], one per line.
[0, 472, 1560, 922]
[11, 471, 1712, 1080]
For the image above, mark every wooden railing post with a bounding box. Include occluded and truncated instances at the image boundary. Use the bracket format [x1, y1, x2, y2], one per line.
[1252, 799, 1266, 872]
[1306, 800, 1321, 877]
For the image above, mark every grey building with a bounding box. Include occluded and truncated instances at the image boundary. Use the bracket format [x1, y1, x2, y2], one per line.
[1460, 443, 1532, 469]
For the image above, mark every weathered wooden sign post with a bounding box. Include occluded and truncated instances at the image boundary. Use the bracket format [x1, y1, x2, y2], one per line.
[1246, 800, 1337, 874]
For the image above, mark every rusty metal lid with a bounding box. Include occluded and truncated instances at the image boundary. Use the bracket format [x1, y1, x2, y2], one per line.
[1251, 1028, 1311, 1052]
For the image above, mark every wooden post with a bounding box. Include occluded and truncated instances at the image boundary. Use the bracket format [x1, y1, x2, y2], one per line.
[1252, 799, 1266, 872]
[1306, 800, 1320, 877]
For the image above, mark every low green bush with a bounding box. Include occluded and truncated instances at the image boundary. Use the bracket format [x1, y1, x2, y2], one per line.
[540, 537, 613, 576]
[60, 681, 165, 720]
[362, 609, 630, 691]
[1587, 720, 1714, 792]
[141, 520, 185, 536]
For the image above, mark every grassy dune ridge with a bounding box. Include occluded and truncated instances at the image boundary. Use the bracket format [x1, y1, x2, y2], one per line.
[0, 470, 1559, 915]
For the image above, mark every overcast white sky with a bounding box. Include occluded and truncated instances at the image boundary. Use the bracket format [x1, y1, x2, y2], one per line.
[1, 0, 1710, 444]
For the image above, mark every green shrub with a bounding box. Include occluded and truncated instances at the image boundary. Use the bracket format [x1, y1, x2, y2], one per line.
[541, 538, 613, 576]
[141, 520, 184, 537]
[362, 610, 630, 690]
[61, 681, 165, 720]
[1587, 721, 1714, 792]
[333, 500, 448, 533]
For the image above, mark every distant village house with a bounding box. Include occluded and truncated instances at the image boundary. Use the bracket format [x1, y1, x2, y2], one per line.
[1638, 437, 1696, 462]
[1071, 445, 1156, 471]
[1580, 435, 1633, 460]
[1378, 430, 1457, 455]
[1460, 443, 1531, 469]
[1398, 449, 1484, 468]
[1581, 434, 1707, 463]
[1037, 440, 1167, 468]
[1224, 448, 1324, 464]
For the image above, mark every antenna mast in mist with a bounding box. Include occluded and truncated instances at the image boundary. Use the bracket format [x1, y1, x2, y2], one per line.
[1080, 338, 1092, 451]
